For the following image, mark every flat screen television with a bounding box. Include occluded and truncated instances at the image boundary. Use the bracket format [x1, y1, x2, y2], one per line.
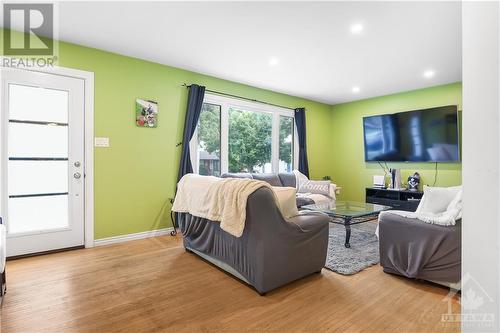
[363, 105, 460, 162]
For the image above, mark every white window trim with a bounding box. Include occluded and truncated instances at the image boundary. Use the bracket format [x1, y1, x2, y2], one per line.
[190, 93, 299, 175]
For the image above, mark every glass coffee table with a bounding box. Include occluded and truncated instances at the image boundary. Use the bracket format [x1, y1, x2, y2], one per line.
[302, 201, 391, 248]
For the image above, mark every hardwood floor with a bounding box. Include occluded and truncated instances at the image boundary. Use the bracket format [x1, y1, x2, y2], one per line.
[0, 235, 460, 333]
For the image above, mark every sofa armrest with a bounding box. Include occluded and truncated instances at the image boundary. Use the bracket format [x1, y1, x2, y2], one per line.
[287, 213, 330, 232]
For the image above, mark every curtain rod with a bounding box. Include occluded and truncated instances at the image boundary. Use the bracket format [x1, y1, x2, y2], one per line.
[182, 83, 299, 111]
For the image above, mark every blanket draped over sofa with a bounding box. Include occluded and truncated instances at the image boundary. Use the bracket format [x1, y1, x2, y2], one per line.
[172, 174, 272, 237]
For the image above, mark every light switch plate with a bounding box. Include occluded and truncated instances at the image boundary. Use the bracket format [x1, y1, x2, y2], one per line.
[94, 137, 110, 147]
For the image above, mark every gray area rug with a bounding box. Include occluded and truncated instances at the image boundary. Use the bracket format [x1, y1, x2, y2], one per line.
[324, 220, 380, 275]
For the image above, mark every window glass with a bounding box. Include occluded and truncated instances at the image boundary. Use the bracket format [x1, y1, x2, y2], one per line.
[8, 195, 68, 234]
[7, 84, 70, 234]
[8, 160, 68, 196]
[9, 84, 68, 123]
[279, 116, 294, 172]
[9, 122, 68, 158]
[228, 107, 272, 173]
[197, 103, 221, 176]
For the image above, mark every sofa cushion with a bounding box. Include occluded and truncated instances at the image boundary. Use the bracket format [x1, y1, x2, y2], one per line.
[272, 187, 299, 219]
[220, 173, 252, 179]
[252, 173, 283, 187]
[278, 173, 296, 188]
[296, 196, 315, 208]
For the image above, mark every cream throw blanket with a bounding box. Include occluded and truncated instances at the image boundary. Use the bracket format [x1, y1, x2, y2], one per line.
[375, 188, 462, 238]
[172, 174, 273, 237]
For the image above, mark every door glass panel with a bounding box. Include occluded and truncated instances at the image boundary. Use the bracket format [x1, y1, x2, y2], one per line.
[197, 103, 221, 176]
[9, 122, 68, 158]
[228, 107, 272, 173]
[7, 84, 70, 234]
[8, 161, 68, 196]
[279, 116, 294, 172]
[9, 84, 68, 123]
[8, 195, 68, 234]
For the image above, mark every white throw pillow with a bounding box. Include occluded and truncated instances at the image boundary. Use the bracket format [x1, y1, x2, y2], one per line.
[299, 180, 332, 198]
[272, 186, 299, 219]
[329, 184, 337, 200]
[292, 169, 309, 190]
[416, 185, 462, 215]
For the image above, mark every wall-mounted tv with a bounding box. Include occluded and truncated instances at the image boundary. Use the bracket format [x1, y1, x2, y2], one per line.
[363, 105, 460, 162]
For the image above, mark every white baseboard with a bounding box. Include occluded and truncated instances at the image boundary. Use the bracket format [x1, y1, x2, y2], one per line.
[94, 227, 174, 247]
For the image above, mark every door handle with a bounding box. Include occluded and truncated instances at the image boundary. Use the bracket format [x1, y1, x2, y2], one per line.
[74, 172, 82, 179]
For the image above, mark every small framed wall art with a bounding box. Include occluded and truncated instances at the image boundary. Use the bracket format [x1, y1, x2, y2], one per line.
[136, 98, 158, 128]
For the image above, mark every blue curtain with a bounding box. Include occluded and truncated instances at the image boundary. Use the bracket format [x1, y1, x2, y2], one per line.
[295, 107, 310, 178]
[177, 84, 206, 181]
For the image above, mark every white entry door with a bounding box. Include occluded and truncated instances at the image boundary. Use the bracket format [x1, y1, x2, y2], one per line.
[1, 69, 85, 257]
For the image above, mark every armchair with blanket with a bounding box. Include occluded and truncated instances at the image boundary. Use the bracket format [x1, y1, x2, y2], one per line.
[378, 186, 462, 288]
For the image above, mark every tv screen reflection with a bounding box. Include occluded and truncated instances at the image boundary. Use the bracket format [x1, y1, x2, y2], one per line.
[363, 106, 460, 162]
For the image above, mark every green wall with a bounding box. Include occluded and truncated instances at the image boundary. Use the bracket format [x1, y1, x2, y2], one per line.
[329, 82, 462, 202]
[1, 29, 463, 237]
[52, 41, 333, 239]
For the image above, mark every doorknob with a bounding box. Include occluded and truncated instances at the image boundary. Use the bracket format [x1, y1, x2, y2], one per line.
[74, 161, 81, 167]
[74, 172, 81, 179]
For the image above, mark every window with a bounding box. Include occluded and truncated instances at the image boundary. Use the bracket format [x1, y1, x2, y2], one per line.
[279, 115, 294, 172]
[190, 94, 298, 175]
[195, 103, 221, 176]
[7, 84, 70, 234]
[228, 107, 272, 173]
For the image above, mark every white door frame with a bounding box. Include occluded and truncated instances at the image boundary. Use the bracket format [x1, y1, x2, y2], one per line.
[0, 63, 95, 248]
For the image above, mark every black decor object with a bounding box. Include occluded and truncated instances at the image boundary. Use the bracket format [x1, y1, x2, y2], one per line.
[295, 108, 310, 178]
[173, 84, 205, 235]
[407, 172, 421, 191]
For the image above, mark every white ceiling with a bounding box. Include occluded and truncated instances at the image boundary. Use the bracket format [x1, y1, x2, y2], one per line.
[55, 1, 461, 105]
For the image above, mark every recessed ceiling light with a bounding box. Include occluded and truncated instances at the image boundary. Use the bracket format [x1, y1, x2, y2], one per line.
[350, 23, 364, 34]
[352, 86, 360, 93]
[423, 70, 435, 78]
[268, 57, 279, 67]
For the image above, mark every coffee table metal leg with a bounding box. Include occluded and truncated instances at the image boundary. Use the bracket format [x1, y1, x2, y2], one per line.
[344, 217, 351, 248]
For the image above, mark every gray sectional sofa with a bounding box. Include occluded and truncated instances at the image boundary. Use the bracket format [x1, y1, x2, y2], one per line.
[179, 186, 330, 295]
[221, 172, 317, 207]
